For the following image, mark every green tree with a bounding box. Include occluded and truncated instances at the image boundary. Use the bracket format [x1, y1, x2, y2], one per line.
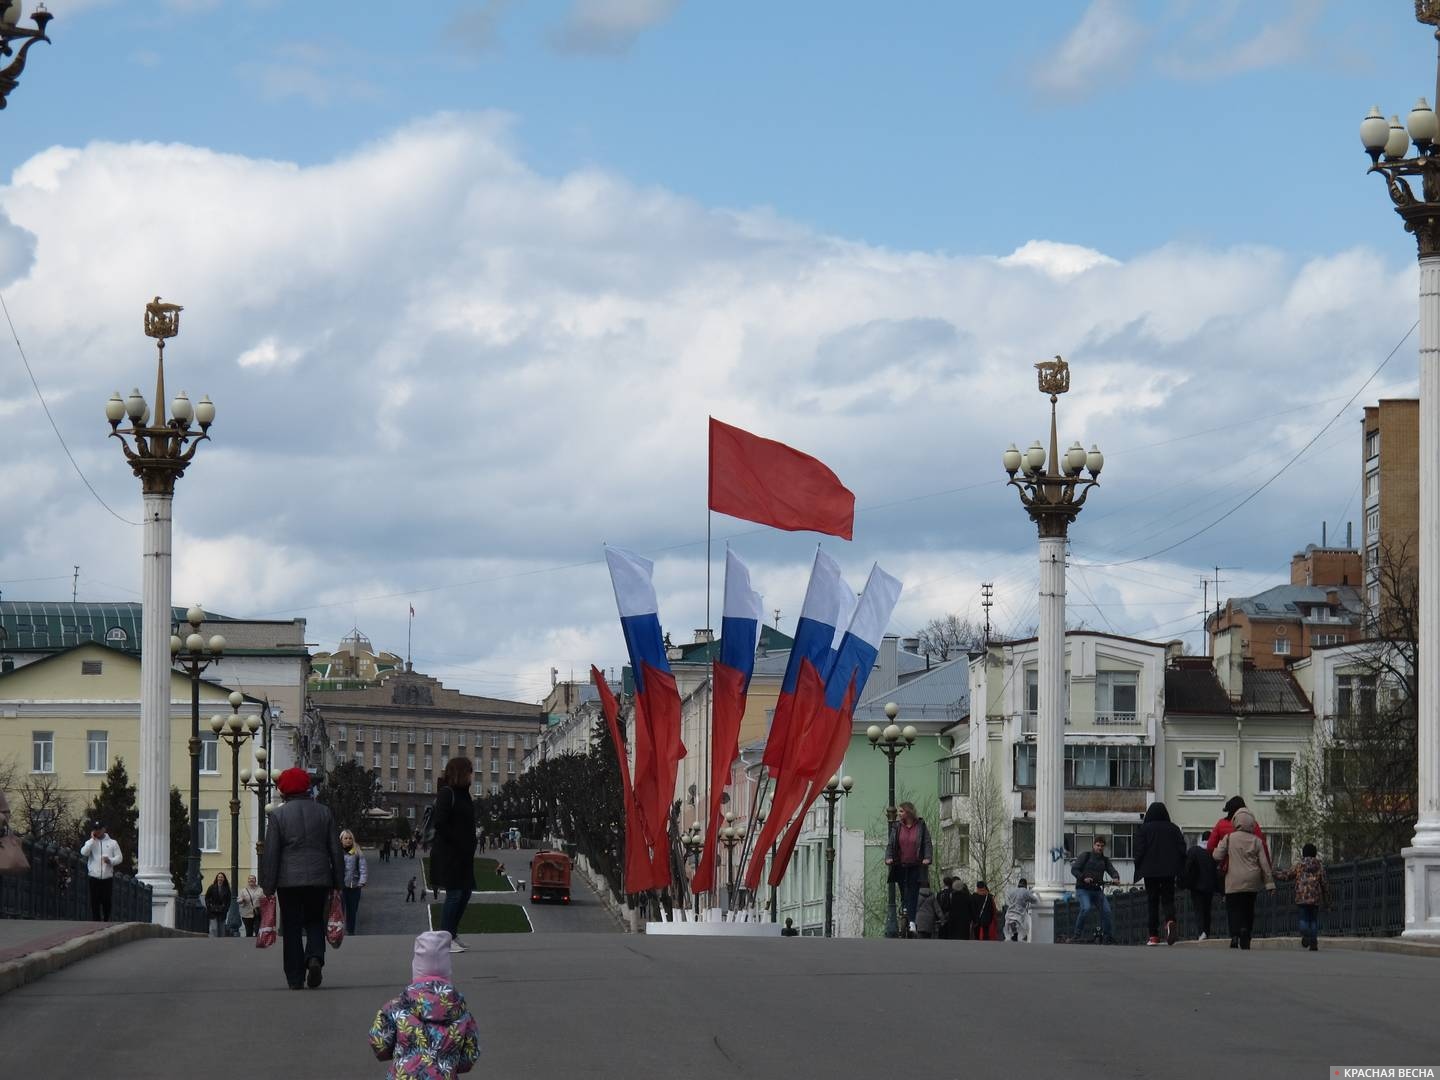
[394, 815, 412, 840]
[84, 758, 139, 873]
[170, 787, 190, 892]
[319, 759, 381, 832]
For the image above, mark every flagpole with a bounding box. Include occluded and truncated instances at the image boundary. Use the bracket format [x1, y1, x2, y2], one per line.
[407, 606, 413, 670]
[704, 513, 714, 912]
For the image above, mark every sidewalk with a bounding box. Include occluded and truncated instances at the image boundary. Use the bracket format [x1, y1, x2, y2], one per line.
[0, 918, 196, 994]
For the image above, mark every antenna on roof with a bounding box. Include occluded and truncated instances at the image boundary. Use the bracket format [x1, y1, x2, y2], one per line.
[981, 583, 994, 645]
[72, 566, 79, 604]
[773, 607, 781, 629]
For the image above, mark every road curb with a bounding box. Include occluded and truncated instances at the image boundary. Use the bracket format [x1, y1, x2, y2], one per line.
[1184, 935, 1440, 957]
[0, 922, 201, 996]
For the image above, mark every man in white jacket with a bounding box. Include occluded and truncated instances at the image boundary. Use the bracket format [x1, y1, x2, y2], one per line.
[80, 821, 122, 921]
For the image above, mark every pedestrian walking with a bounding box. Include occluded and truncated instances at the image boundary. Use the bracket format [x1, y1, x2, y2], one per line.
[261, 767, 345, 990]
[1182, 831, 1220, 941]
[1206, 795, 1271, 864]
[1071, 837, 1121, 943]
[1004, 878, 1040, 942]
[1134, 801, 1187, 946]
[79, 821, 122, 921]
[370, 931, 481, 1078]
[883, 801, 933, 934]
[780, 917, 799, 937]
[970, 881, 999, 940]
[1275, 843, 1329, 951]
[432, 757, 478, 954]
[914, 884, 941, 938]
[942, 879, 972, 940]
[340, 829, 369, 935]
[204, 872, 233, 938]
[237, 874, 264, 937]
[407, 877, 417, 903]
[1211, 808, 1275, 950]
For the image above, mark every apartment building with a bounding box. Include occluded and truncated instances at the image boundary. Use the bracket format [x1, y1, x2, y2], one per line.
[1362, 399, 1419, 626]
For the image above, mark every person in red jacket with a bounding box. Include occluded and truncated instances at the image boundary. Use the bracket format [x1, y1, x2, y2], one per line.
[1206, 796, 1271, 867]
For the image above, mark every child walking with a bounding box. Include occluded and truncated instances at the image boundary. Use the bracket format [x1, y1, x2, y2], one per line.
[370, 931, 481, 1078]
[1276, 842, 1329, 951]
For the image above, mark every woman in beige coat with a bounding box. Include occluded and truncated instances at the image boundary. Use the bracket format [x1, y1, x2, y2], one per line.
[1212, 808, 1275, 950]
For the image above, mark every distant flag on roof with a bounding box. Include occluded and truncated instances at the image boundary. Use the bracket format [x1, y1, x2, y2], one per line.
[708, 418, 855, 540]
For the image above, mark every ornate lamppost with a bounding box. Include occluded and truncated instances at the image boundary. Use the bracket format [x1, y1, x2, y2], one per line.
[683, 825, 704, 919]
[1358, 1, 1440, 942]
[1001, 356, 1103, 944]
[818, 773, 853, 938]
[867, 703, 917, 937]
[0, 1, 53, 110]
[240, 704, 277, 856]
[212, 690, 259, 935]
[105, 298, 215, 926]
[717, 814, 744, 910]
[169, 605, 224, 906]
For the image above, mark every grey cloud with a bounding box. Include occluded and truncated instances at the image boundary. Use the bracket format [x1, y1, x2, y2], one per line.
[550, 0, 678, 55]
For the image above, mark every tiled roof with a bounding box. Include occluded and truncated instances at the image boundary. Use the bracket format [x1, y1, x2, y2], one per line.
[0, 601, 241, 653]
[1164, 667, 1233, 715]
[1233, 584, 1363, 623]
[1240, 670, 1312, 715]
[854, 658, 969, 722]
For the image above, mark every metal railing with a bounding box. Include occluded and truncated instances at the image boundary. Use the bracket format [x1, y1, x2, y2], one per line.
[0, 837, 153, 923]
[1093, 711, 1140, 726]
[1052, 855, 1404, 944]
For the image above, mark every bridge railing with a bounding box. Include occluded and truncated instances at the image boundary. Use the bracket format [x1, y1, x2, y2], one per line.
[1052, 854, 1404, 944]
[0, 836, 153, 922]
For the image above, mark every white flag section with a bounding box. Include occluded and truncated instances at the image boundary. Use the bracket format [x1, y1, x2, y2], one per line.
[848, 564, 903, 650]
[722, 547, 763, 623]
[605, 546, 659, 618]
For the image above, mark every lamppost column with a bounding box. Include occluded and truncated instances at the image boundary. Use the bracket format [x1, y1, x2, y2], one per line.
[1031, 532, 1068, 944]
[1406, 250, 1440, 939]
[884, 754, 898, 937]
[186, 662, 202, 899]
[137, 491, 176, 924]
[824, 796, 836, 938]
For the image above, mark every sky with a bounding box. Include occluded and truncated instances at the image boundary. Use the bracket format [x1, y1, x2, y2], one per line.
[0, 0, 1434, 703]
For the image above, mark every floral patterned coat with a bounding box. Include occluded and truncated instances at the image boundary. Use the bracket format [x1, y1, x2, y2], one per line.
[1277, 856, 1329, 907]
[370, 978, 481, 1079]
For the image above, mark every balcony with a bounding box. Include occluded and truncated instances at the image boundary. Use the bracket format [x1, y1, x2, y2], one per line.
[1021, 712, 1070, 734]
[1094, 711, 1140, 727]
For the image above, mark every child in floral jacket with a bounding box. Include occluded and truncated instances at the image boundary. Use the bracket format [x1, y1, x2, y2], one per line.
[1276, 842, 1329, 952]
[370, 931, 481, 1078]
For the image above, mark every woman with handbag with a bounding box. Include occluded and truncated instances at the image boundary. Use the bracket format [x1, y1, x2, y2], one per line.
[339, 829, 368, 935]
[430, 757, 477, 954]
[237, 874, 264, 937]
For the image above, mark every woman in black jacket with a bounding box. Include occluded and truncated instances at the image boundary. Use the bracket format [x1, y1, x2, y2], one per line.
[431, 756, 477, 953]
[1134, 801, 1187, 946]
[204, 872, 232, 938]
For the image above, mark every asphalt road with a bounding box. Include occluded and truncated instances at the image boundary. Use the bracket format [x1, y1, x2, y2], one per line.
[474, 846, 622, 934]
[3, 929, 1436, 1079]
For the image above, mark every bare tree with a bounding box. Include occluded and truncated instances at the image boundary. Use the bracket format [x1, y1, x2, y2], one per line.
[0, 754, 19, 797]
[915, 614, 983, 661]
[16, 773, 75, 843]
[960, 764, 1014, 892]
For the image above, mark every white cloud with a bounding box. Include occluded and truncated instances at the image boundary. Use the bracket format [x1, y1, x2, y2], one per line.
[1032, 0, 1148, 100]
[550, 0, 679, 54]
[0, 114, 1418, 699]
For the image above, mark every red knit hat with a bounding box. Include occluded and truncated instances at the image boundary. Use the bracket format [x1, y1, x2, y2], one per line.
[276, 767, 311, 797]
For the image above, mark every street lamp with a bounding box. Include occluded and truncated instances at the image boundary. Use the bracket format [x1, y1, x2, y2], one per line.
[239, 704, 276, 856]
[717, 814, 744, 910]
[1002, 356, 1102, 944]
[169, 605, 224, 906]
[1359, 3, 1440, 943]
[683, 825, 704, 918]
[818, 774, 854, 938]
[754, 808, 779, 923]
[212, 690, 259, 936]
[867, 704, 917, 937]
[106, 298, 214, 925]
[0, 1, 54, 110]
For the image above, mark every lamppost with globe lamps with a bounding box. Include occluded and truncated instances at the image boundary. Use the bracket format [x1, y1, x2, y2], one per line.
[1001, 356, 1103, 944]
[169, 605, 224, 907]
[818, 773, 854, 938]
[867, 704, 917, 937]
[239, 706, 276, 856]
[211, 690, 260, 935]
[106, 298, 215, 925]
[1358, 2, 1440, 941]
[0, 1, 55, 110]
[717, 814, 744, 909]
[683, 825, 704, 918]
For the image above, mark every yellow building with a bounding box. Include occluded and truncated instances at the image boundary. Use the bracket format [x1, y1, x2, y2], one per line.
[0, 641, 265, 888]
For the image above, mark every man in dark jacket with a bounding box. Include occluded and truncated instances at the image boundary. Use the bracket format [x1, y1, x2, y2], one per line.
[261, 768, 345, 990]
[1134, 801, 1187, 946]
[1182, 830, 1221, 941]
[1071, 837, 1120, 943]
[883, 802, 933, 935]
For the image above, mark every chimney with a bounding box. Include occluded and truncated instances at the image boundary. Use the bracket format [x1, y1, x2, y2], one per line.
[1347, 521, 1353, 548]
[693, 629, 714, 644]
[1322, 521, 1327, 547]
[1214, 626, 1245, 704]
[1165, 639, 1185, 663]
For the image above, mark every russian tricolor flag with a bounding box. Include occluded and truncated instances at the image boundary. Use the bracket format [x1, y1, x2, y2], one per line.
[692, 549, 762, 895]
[605, 547, 687, 892]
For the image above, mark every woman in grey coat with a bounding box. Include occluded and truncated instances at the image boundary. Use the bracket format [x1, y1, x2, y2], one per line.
[260, 768, 344, 990]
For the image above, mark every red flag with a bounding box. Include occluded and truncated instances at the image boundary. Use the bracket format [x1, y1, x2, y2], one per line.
[768, 677, 857, 887]
[708, 418, 855, 540]
[592, 666, 667, 893]
[691, 661, 748, 894]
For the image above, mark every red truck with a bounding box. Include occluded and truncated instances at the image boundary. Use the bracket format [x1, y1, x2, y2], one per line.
[529, 850, 572, 904]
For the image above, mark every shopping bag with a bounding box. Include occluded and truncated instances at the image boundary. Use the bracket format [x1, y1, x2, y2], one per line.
[326, 889, 345, 948]
[255, 894, 277, 949]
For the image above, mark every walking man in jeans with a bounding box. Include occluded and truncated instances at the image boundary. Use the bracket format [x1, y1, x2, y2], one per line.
[1071, 836, 1120, 943]
[80, 821, 122, 921]
[883, 802, 933, 934]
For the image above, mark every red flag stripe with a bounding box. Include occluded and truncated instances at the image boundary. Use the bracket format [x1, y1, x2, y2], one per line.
[708, 418, 855, 540]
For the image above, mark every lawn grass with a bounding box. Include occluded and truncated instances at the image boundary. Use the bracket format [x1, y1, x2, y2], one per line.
[422, 857, 511, 892]
[429, 902, 531, 934]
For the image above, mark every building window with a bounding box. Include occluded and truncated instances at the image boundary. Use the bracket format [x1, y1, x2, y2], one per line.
[490, 783, 500, 797]
[81, 659, 103, 676]
[1367, 507, 1380, 536]
[353, 751, 363, 765]
[1366, 430, 1380, 459]
[1065, 824, 1137, 861]
[335, 725, 347, 741]
[1024, 668, 1070, 726]
[200, 733, 219, 774]
[456, 733, 467, 748]
[523, 734, 533, 751]
[390, 779, 398, 792]
[507, 759, 515, 774]
[87, 731, 109, 774]
[1366, 470, 1379, 497]
[354, 728, 365, 746]
[506, 733, 515, 750]
[1367, 581, 1381, 607]
[1182, 755, 1218, 794]
[490, 733, 500, 748]
[424, 730, 433, 745]
[423, 780, 433, 794]
[1095, 671, 1138, 724]
[1314, 633, 1345, 647]
[490, 761, 500, 777]
[406, 780, 415, 793]
[939, 754, 971, 798]
[1337, 674, 1377, 721]
[407, 731, 416, 745]
[32, 732, 54, 773]
[1273, 638, 1291, 656]
[406, 805, 415, 819]
[199, 810, 219, 852]
[373, 752, 382, 768]
[1258, 756, 1294, 795]
[425, 757, 433, 772]
[1015, 744, 1153, 789]
[390, 753, 398, 769]
[106, 627, 128, 643]
[407, 752, 415, 769]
